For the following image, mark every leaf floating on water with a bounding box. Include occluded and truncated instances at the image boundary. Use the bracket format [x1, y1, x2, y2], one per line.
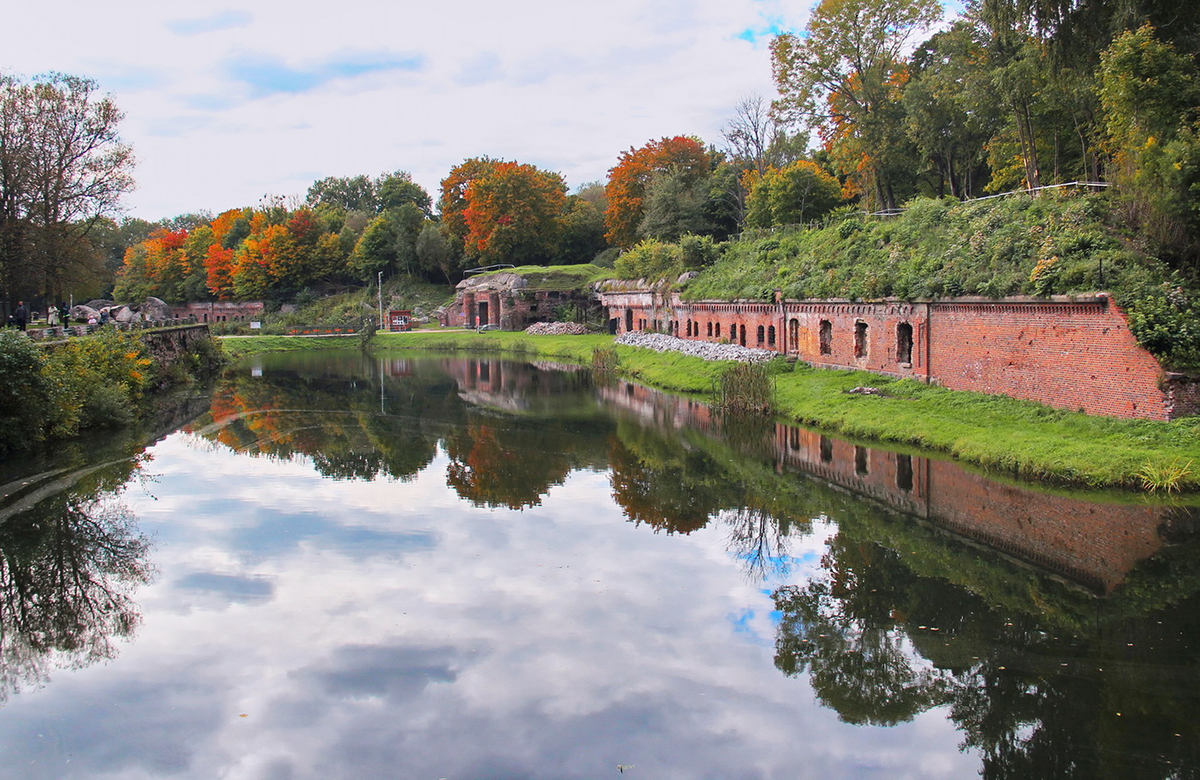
[239, 713, 249, 718]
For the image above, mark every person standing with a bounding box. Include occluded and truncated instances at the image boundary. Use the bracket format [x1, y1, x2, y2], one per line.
[13, 301, 27, 331]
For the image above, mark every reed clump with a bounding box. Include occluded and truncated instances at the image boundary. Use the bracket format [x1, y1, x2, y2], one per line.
[1137, 458, 1194, 492]
[591, 346, 619, 376]
[713, 362, 775, 415]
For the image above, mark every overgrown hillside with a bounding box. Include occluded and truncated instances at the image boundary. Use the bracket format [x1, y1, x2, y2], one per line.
[677, 193, 1200, 371]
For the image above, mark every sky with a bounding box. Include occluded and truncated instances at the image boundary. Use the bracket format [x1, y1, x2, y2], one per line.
[4, 0, 814, 221]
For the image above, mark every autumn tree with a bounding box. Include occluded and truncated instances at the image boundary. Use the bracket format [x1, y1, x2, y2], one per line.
[771, 0, 941, 210]
[604, 137, 711, 248]
[462, 161, 567, 265]
[437, 157, 498, 254]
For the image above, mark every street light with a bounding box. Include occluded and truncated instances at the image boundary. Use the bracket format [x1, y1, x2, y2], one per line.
[377, 270, 384, 331]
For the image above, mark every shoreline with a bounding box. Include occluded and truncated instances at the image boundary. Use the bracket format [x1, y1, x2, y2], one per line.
[219, 330, 1200, 494]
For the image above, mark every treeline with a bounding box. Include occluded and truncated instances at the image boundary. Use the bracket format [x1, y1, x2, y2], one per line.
[7, 0, 1197, 310]
[764, 0, 1200, 264]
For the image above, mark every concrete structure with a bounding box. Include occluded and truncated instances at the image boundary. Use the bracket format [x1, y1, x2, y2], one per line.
[598, 286, 1200, 420]
[439, 272, 599, 330]
[171, 301, 265, 323]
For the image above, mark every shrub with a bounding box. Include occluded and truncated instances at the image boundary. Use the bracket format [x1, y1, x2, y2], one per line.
[0, 331, 48, 454]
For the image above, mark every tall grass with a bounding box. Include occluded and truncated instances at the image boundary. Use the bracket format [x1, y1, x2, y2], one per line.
[713, 362, 775, 415]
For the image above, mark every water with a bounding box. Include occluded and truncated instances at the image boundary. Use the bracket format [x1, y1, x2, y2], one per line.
[0, 349, 1197, 779]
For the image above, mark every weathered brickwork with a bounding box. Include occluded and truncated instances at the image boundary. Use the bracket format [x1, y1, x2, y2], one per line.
[597, 289, 1199, 420]
[441, 285, 594, 331]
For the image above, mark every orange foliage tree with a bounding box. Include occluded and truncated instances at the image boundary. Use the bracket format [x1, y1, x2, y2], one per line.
[604, 136, 710, 248]
[462, 161, 567, 264]
[437, 157, 498, 251]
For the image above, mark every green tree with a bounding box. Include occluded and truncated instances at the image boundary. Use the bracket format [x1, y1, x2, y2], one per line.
[1099, 23, 1200, 262]
[377, 172, 432, 217]
[744, 160, 843, 228]
[557, 195, 608, 264]
[305, 174, 377, 213]
[903, 22, 1001, 198]
[638, 167, 713, 241]
[0, 73, 135, 303]
[415, 222, 456, 282]
[347, 215, 396, 281]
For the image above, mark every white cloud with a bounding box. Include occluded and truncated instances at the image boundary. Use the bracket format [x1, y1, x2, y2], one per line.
[4, 0, 812, 218]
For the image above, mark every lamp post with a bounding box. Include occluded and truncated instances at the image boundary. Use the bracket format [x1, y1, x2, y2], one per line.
[377, 271, 384, 331]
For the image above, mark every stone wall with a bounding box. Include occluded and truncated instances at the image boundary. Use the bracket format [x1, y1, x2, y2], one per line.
[598, 289, 1200, 420]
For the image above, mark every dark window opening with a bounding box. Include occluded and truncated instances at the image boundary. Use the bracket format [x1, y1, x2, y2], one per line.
[715, 323, 721, 338]
[790, 428, 802, 451]
[707, 322, 713, 337]
[854, 322, 867, 358]
[855, 445, 869, 476]
[897, 454, 913, 492]
[739, 324, 747, 347]
[767, 325, 776, 347]
[819, 320, 832, 355]
[897, 322, 913, 364]
[625, 310, 633, 332]
[819, 436, 833, 463]
[757, 325, 765, 344]
[789, 319, 800, 351]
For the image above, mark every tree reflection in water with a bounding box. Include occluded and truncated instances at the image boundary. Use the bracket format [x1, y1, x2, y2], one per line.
[0, 461, 153, 701]
[189, 353, 1200, 778]
[772, 510, 1200, 779]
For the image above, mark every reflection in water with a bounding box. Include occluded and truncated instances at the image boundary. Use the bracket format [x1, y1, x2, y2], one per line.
[0, 456, 154, 701]
[4, 350, 1199, 778]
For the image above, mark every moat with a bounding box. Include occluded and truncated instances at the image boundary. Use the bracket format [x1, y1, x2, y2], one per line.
[0, 349, 1197, 779]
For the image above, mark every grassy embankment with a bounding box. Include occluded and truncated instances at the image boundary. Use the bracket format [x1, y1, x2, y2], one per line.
[222, 328, 1200, 492]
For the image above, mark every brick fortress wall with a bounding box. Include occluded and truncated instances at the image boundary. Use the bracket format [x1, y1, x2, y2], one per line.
[598, 289, 1199, 420]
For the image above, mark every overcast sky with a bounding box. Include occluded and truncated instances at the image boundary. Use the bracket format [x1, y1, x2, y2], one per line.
[5, 0, 820, 220]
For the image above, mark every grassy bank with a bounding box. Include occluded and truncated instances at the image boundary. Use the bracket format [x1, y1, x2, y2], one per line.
[222, 330, 1200, 492]
[220, 334, 361, 359]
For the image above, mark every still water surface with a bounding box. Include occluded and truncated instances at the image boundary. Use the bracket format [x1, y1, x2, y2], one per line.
[0, 350, 1197, 779]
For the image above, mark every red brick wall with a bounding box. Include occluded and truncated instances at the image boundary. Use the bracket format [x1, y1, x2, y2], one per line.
[925, 298, 1171, 418]
[598, 290, 1198, 419]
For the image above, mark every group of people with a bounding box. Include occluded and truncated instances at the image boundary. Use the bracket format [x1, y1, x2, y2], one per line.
[7, 302, 72, 331]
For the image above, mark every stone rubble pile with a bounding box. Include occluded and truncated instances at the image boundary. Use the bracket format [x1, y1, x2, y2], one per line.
[615, 331, 777, 363]
[524, 322, 591, 335]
